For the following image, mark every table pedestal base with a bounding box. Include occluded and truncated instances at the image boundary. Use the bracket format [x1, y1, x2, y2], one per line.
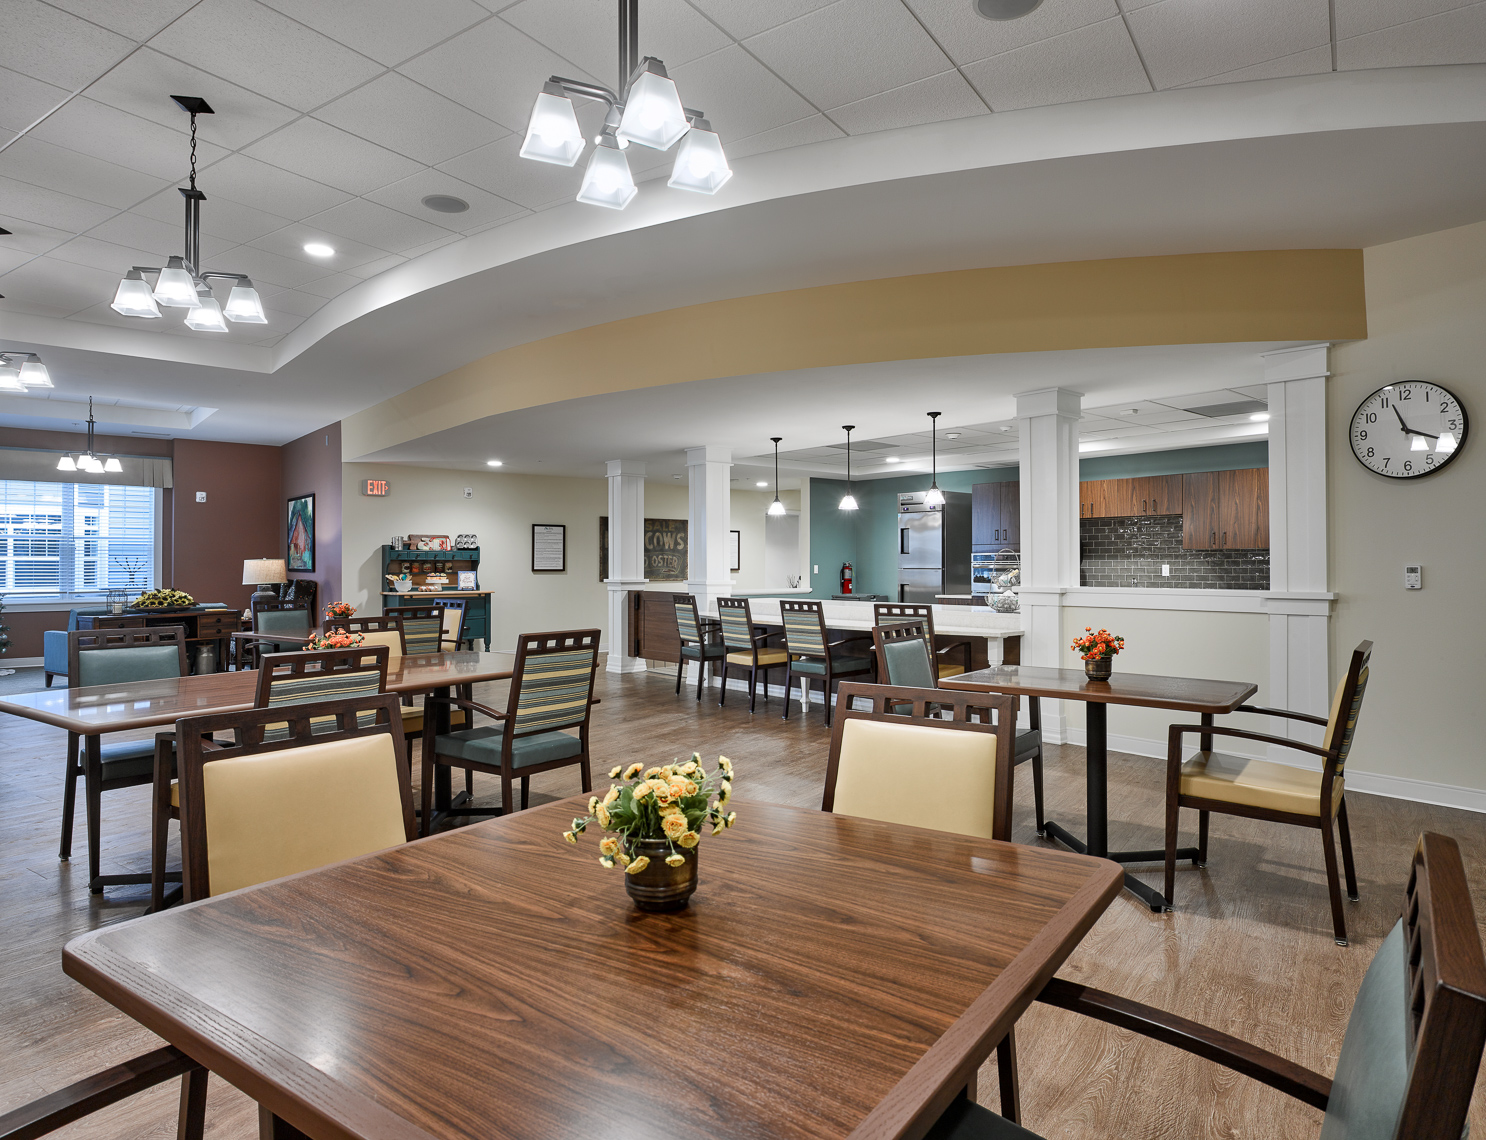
[1039, 822, 1196, 911]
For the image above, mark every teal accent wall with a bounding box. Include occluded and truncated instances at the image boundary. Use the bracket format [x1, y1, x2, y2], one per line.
[1079, 441, 1268, 479]
[807, 478, 860, 598]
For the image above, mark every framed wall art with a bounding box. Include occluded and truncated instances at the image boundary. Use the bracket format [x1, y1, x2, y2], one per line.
[532, 524, 566, 572]
[286, 494, 315, 572]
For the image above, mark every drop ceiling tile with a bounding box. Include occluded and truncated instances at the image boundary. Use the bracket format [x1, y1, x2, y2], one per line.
[209, 243, 334, 289]
[86, 212, 235, 263]
[28, 98, 230, 181]
[247, 221, 396, 269]
[0, 212, 80, 256]
[962, 17, 1149, 110]
[45, 0, 197, 40]
[724, 113, 844, 159]
[0, 1, 133, 89]
[0, 246, 36, 275]
[1232, 384, 1270, 401]
[147, 0, 384, 112]
[1153, 389, 1248, 410]
[399, 18, 603, 130]
[295, 272, 360, 298]
[257, 307, 306, 333]
[904, 0, 1122, 67]
[745, 0, 954, 108]
[1079, 422, 1163, 437]
[254, 288, 327, 317]
[49, 235, 169, 275]
[1124, 0, 1330, 89]
[243, 118, 423, 196]
[83, 48, 301, 152]
[0, 66, 69, 134]
[314, 72, 509, 166]
[133, 185, 295, 245]
[302, 197, 457, 254]
[685, 0, 840, 39]
[344, 252, 407, 279]
[828, 69, 987, 134]
[365, 168, 527, 231]
[1338, 2, 1486, 67]
[0, 256, 121, 317]
[259, 0, 492, 66]
[667, 45, 819, 141]
[397, 233, 463, 259]
[1333, 0, 1478, 39]
[0, 136, 171, 209]
[437, 135, 585, 210]
[503, 0, 731, 82]
[193, 153, 352, 218]
[1083, 400, 1204, 426]
[1180, 44, 1333, 87]
[253, 333, 285, 346]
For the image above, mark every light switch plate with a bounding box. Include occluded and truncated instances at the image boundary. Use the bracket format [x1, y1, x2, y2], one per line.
[1161, 564, 1170, 576]
[195, 491, 206, 502]
[1404, 564, 1422, 589]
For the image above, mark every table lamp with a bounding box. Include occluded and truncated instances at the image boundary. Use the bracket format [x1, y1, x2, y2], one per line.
[242, 557, 288, 599]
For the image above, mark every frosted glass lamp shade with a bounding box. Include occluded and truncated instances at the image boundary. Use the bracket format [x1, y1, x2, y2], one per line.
[577, 141, 637, 209]
[243, 558, 288, 586]
[924, 485, 946, 507]
[839, 493, 858, 511]
[520, 90, 585, 166]
[184, 289, 229, 332]
[153, 259, 199, 308]
[668, 127, 732, 194]
[616, 68, 688, 151]
[0, 363, 25, 393]
[768, 497, 787, 517]
[79, 455, 104, 473]
[103, 457, 123, 473]
[111, 271, 162, 318]
[56, 455, 77, 472]
[18, 359, 52, 387]
[223, 281, 267, 323]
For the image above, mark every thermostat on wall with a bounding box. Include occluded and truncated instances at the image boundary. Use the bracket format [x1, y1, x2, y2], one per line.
[1404, 564, 1422, 589]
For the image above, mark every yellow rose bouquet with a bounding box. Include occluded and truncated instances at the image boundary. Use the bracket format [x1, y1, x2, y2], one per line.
[563, 752, 737, 875]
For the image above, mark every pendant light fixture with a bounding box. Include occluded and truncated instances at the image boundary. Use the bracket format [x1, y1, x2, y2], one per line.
[768, 437, 787, 516]
[109, 97, 267, 330]
[56, 399, 122, 474]
[924, 411, 945, 507]
[518, 0, 731, 209]
[839, 426, 859, 511]
[0, 352, 52, 392]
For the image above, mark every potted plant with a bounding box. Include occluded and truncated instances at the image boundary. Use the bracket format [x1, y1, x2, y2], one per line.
[564, 753, 737, 912]
[1071, 627, 1124, 680]
[324, 601, 356, 622]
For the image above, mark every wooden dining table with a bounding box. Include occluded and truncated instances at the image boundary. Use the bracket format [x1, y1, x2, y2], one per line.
[63, 799, 1123, 1140]
[0, 650, 515, 891]
[940, 665, 1258, 912]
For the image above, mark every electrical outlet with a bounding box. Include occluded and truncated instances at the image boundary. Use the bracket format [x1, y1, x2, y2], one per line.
[1404, 564, 1422, 589]
[195, 491, 206, 502]
[1161, 564, 1169, 576]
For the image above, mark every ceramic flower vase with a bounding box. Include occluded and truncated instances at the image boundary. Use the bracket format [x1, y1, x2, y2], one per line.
[624, 838, 699, 912]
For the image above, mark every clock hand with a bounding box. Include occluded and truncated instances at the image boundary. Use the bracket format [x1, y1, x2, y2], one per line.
[1391, 404, 1439, 439]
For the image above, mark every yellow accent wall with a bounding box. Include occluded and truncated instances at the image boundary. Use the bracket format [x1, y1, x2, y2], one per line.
[344, 249, 1367, 458]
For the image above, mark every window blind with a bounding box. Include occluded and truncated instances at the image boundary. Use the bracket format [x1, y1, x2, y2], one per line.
[0, 480, 157, 597]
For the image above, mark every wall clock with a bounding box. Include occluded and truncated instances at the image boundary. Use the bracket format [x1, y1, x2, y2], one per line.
[1350, 381, 1467, 478]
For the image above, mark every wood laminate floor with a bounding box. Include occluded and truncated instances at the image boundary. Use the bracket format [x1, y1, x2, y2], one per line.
[3, 665, 1483, 1138]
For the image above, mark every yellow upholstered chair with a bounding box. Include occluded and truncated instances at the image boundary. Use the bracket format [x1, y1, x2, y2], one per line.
[716, 596, 789, 712]
[1163, 641, 1372, 945]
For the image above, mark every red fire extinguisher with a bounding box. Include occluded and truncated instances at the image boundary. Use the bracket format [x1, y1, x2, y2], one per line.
[840, 562, 854, 594]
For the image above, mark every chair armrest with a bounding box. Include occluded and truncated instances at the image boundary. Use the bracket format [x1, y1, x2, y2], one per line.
[1038, 978, 1330, 1111]
[1236, 703, 1330, 728]
[0, 1045, 202, 1140]
[230, 631, 309, 647]
[1167, 723, 1338, 762]
[425, 696, 507, 721]
[588, 697, 602, 706]
[827, 634, 874, 650]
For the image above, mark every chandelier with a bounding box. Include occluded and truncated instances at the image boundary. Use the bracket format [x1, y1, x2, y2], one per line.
[0, 351, 52, 392]
[109, 97, 266, 331]
[518, 0, 731, 209]
[57, 398, 122, 473]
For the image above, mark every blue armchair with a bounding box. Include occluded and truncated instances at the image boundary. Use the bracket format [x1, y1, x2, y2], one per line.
[43, 610, 81, 687]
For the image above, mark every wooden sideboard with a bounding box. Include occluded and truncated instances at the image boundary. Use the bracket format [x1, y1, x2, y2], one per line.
[76, 607, 241, 673]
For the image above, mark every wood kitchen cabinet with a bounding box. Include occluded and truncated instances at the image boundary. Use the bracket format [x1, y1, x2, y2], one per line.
[1080, 475, 1183, 518]
[1182, 469, 1268, 549]
[972, 481, 1020, 547]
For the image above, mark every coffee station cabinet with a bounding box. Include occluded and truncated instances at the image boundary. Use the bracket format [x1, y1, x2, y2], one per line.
[380, 544, 490, 649]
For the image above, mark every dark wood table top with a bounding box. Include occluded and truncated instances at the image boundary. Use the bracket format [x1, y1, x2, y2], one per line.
[939, 665, 1257, 714]
[0, 651, 515, 734]
[64, 799, 1122, 1140]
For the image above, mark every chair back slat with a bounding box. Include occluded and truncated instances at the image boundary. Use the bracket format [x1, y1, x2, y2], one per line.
[255, 647, 389, 740]
[716, 597, 755, 651]
[69, 626, 188, 688]
[874, 603, 937, 640]
[1323, 641, 1372, 773]
[780, 600, 827, 658]
[873, 621, 936, 688]
[671, 594, 702, 644]
[507, 629, 601, 737]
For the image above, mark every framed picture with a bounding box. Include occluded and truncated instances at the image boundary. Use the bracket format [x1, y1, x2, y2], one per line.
[729, 529, 741, 572]
[532, 524, 566, 572]
[457, 570, 477, 590]
[286, 494, 314, 572]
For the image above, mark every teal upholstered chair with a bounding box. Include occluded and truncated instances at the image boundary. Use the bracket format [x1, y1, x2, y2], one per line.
[716, 596, 789, 712]
[62, 626, 189, 894]
[421, 629, 600, 832]
[672, 594, 726, 701]
[779, 599, 874, 726]
[231, 598, 313, 668]
[873, 602, 972, 679]
[43, 608, 83, 686]
[872, 620, 1046, 834]
[919, 832, 1486, 1140]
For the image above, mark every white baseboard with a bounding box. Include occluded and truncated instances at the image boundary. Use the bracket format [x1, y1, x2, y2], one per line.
[1, 657, 43, 668]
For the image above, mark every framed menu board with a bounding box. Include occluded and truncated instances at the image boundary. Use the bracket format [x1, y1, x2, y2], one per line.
[532, 524, 566, 572]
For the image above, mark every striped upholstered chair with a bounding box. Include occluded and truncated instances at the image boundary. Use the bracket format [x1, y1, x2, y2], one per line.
[672, 593, 727, 700]
[1164, 640, 1372, 944]
[421, 629, 601, 832]
[390, 605, 449, 655]
[779, 599, 874, 726]
[325, 616, 466, 742]
[716, 596, 788, 712]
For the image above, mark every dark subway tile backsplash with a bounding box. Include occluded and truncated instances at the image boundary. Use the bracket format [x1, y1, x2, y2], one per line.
[1080, 514, 1269, 590]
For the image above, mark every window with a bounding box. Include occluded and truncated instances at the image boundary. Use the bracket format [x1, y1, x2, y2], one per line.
[0, 481, 157, 598]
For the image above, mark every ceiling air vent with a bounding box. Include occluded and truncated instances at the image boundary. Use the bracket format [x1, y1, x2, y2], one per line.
[1186, 400, 1266, 418]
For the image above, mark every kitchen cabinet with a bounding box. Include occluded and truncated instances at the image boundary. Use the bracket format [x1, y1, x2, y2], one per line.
[1181, 469, 1268, 549]
[972, 481, 1020, 547]
[1080, 476, 1183, 518]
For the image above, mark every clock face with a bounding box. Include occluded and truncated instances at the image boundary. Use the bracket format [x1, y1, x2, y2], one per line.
[1350, 382, 1468, 479]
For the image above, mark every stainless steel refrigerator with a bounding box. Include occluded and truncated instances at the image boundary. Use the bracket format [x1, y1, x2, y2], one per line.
[897, 490, 972, 604]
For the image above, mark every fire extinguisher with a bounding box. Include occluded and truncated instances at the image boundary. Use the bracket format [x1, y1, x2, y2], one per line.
[840, 562, 853, 594]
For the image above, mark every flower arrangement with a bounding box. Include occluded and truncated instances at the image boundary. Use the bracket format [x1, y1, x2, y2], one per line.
[1071, 627, 1124, 660]
[564, 753, 737, 873]
[306, 628, 365, 651]
[324, 601, 356, 621]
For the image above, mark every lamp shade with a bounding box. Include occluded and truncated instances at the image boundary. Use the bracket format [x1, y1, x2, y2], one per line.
[0, 362, 24, 393]
[924, 485, 945, 507]
[112, 270, 161, 318]
[668, 126, 732, 194]
[184, 287, 229, 332]
[616, 66, 688, 151]
[103, 457, 123, 472]
[520, 88, 585, 166]
[242, 558, 288, 586]
[18, 359, 52, 387]
[223, 280, 268, 323]
[56, 455, 77, 471]
[768, 497, 787, 516]
[577, 139, 638, 209]
[153, 258, 200, 308]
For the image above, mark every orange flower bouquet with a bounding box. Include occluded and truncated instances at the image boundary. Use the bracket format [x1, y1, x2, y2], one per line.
[1071, 627, 1123, 680]
[323, 601, 356, 621]
[306, 628, 364, 651]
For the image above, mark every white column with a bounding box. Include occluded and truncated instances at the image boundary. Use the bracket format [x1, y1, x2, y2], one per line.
[685, 445, 733, 616]
[605, 459, 647, 674]
[1016, 388, 1083, 739]
[1262, 344, 1334, 752]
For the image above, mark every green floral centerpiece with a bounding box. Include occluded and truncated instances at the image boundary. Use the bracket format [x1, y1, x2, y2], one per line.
[564, 753, 736, 911]
[129, 587, 195, 610]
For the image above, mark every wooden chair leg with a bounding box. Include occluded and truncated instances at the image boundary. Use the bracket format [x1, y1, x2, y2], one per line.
[84, 738, 103, 892]
[719, 663, 729, 707]
[781, 664, 792, 720]
[675, 656, 684, 695]
[1164, 795, 1181, 910]
[824, 674, 836, 728]
[747, 665, 757, 713]
[259, 1106, 311, 1140]
[1197, 810, 1210, 865]
[419, 752, 436, 837]
[995, 1029, 1021, 1123]
[178, 1067, 208, 1140]
[151, 784, 172, 913]
[1336, 798, 1360, 901]
[695, 655, 707, 702]
[520, 776, 529, 810]
[501, 771, 515, 816]
[1031, 750, 1045, 835]
[1319, 813, 1348, 946]
[464, 769, 473, 796]
[60, 731, 80, 860]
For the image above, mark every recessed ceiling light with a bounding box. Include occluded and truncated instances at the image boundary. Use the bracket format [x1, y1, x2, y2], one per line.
[1250, 413, 1271, 422]
[1120, 409, 1140, 416]
[885, 456, 901, 463]
[945, 432, 961, 440]
[756, 480, 767, 487]
[974, 0, 1043, 19]
[303, 242, 335, 257]
[486, 459, 503, 467]
[421, 194, 470, 214]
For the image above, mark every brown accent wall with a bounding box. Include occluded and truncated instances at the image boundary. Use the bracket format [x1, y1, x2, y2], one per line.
[170, 439, 283, 610]
[281, 421, 342, 607]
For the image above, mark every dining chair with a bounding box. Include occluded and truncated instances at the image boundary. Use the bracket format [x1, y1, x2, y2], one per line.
[872, 621, 1045, 834]
[1163, 640, 1372, 944]
[672, 593, 727, 700]
[439, 599, 468, 650]
[922, 831, 1486, 1140]
[62, 626, 189, 895]
[328, 617, 469, 743]
[822, 681, 1023, 1123]
[716, 595, 788, 712]
[231, 598, 313, 669]
[780, 599, 874, 726]
[421, 629, 601, 833]
[0, 1046, 207, 1140]
[873, 602, 972, 678]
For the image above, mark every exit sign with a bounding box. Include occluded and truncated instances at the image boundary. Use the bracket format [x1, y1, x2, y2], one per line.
[360, 478, 390, 497]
